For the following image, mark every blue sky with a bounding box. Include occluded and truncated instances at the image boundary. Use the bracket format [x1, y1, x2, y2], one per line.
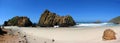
[0, 0, 120, 24]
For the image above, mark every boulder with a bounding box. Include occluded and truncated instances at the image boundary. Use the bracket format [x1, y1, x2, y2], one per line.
[102, 29, 116, 40]
[38, 10, 76, 27]
[109, 16, 120, 24]
[3, 16, 32, 27]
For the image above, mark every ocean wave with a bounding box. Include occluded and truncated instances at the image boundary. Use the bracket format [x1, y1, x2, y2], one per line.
[75, 23, 116, 27]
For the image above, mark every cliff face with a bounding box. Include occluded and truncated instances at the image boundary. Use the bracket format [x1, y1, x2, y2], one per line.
[38, 10, 76, 27]
[4, 16, 32, 27]
[109, 16, 120, 24]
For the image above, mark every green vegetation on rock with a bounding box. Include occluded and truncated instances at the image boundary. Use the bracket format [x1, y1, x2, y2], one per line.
[4, 16, 33, 27]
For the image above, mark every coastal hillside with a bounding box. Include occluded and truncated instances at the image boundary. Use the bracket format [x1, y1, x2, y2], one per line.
[109, 16, 120, 24]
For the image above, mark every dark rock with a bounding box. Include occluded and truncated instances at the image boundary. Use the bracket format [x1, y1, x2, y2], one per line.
[3, 21, 8, 26]
[31, 23, 37, 27]
[24, 35, 26, 37]
[109, 16, 120, 24]
[0, 26, 7, 35]
[19, 41, 21, 43]
[3, 16, 32, 27]
[52, 39, 55, 42]
[38, 10, 76, 27]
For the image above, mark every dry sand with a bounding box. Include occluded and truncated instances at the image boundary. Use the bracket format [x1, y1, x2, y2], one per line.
[0, 27, 27, 43]
[4, 26, 120, 43]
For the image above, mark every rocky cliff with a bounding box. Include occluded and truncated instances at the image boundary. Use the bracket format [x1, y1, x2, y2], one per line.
[109, 16, 120, 24]
[4, 16, 32, 27]
[38, 10, 76, 27]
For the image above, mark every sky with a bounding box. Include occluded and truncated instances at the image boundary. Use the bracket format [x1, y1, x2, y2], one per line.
[0, 0, 120, 24]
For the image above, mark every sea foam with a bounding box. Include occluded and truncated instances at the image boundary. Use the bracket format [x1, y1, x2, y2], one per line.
[76, 23, 116, 27]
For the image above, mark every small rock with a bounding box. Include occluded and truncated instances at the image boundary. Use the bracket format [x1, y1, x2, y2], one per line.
[44, 41, 46, 43]
[24, 35, 26, 37]
[19, 41, 21, 43]
[52, 39, 55, 42]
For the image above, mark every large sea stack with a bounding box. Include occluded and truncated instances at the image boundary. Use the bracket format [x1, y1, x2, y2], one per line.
[3, 16, 32, 27]
[109, 16, 120, 24]
[38, 10, 76, 27]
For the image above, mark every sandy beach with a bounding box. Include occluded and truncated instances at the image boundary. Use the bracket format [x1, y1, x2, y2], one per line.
[3, 26, 120, 43]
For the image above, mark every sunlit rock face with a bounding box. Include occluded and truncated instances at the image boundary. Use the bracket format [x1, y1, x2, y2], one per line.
[102, 29, 116, 40]
[38, 10, 76, 27]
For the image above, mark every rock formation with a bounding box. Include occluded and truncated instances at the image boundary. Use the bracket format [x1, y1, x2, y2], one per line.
[38, 10, 76, 27]
[0, 26, 7, 35]
[102, 29, 116, 40]
[94, 20, 101, 23]
[109, 16, 120, 24]
[3, 16, 32, 27]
